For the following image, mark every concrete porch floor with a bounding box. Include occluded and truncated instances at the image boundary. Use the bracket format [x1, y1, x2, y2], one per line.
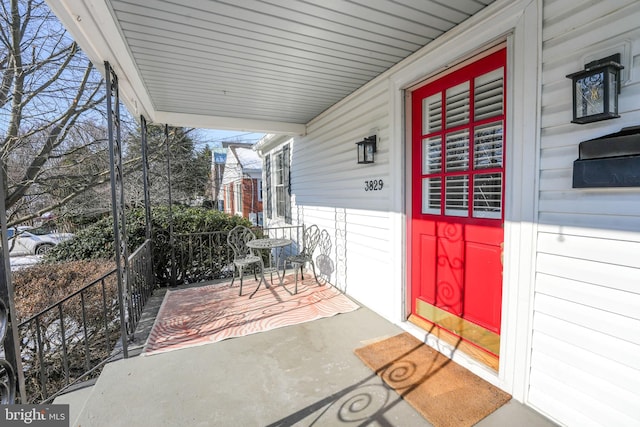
[56, 279, 559, 427]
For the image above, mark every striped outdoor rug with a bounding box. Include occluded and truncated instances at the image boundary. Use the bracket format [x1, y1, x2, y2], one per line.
[143, 276, 359, 356]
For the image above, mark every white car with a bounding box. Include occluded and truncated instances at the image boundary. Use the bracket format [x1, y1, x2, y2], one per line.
[7, 226, 74, 256]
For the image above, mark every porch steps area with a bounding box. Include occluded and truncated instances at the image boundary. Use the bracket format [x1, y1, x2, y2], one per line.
[55, 281, 559, 426]
[53, 383, 94, 426]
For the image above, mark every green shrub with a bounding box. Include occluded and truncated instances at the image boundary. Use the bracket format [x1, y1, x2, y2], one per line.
[45, 206, 257, 285]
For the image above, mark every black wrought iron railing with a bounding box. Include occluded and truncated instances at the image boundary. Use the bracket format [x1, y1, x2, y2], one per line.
[0, 298, 17, 404]
[126, 239, 155, 335]
[15, 227, 301, 402]
[173, 231, 234, 284]
[172, 225, 304, 285]
[17, 268, 120, 403]
[16, 240, 155, 403]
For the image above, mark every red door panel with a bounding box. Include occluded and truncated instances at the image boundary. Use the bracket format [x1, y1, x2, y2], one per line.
[409, 48, 506, 355]
[464, 241, 503, 333]
[418, 233, 437, 303]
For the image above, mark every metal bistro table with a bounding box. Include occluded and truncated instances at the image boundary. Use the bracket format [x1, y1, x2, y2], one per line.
[246, 237, 293, 297]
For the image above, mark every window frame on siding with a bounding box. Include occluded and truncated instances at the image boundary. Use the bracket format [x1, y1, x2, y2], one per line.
[265, 144, 291, 223]
[275, 152, 286, 218]
[264, 154, 272, 218]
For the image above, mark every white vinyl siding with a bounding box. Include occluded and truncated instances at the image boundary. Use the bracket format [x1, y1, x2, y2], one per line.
[533, 1, 640, 425]
[286, 79, 393, 314]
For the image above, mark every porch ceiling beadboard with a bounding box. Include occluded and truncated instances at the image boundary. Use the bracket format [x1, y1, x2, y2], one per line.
[46, 0, 494, 133]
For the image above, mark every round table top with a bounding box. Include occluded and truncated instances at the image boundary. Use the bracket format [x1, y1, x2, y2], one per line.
[246, 238, 292, 249]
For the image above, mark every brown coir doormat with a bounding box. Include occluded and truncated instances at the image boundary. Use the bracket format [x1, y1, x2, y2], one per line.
[354, 332, 511, 427]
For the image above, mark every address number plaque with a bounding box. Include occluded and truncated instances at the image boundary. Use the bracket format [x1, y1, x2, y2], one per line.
[364, 179, 384, 191]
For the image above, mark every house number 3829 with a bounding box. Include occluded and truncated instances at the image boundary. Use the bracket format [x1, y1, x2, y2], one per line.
[364, 179, 384, 191]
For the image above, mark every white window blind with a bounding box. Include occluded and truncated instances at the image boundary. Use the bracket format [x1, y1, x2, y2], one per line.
[446, 82, 470, 128]
[445, 130, 469, 171]
[423, 94, 442, 133]
[422, 137, 442, 174]
[474, 68, 504, 121]
[422, 177, 441, 214]
[445, 176, 469, 216]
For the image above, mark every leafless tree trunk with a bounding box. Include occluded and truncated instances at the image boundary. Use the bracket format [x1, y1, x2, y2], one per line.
[0, 1, 213, 228]
[0, 0, 109, 225]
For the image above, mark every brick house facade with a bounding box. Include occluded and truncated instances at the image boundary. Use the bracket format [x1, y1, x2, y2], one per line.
[220, 144, 263, 226]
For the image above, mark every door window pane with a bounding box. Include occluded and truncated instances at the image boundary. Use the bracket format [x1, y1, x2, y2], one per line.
[446, 82, 470, 128]
[445, 130, 469, 171]
[422, 177, 441, 214]
[473, 173, 502, 218]
[474, 121, 503, 169]
[445, 176, 469, 216]
[475, 68, 504, 121]
[422, 137, 441, 174]
[423, 94, 442, 133]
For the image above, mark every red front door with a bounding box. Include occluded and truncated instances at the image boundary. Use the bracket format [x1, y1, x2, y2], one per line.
[410, 48, 506, 359]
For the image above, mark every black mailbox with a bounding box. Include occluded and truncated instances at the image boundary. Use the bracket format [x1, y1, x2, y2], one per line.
[573, 125, 640, 188]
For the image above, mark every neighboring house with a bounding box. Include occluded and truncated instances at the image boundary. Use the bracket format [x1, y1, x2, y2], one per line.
[221, 144, 263, 226]
[45, 1, 640, 425]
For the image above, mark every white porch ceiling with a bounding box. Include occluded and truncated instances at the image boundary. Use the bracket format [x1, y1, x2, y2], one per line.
[46, 0, 495, 134]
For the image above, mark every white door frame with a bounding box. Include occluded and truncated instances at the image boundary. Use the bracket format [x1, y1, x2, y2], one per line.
[387, 0, 542, 402]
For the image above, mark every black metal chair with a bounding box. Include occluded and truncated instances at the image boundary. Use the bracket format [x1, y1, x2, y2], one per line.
[283, 225, 321, 294]
[227, 225, 264, 296]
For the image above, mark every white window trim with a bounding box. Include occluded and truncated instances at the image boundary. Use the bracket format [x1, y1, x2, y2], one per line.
[234, 182, 243, 215]
[273, 149, 287, 219]
[224, 185, 231, 214]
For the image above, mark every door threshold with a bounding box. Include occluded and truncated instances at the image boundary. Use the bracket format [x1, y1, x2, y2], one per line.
[408, 314, 499, 371]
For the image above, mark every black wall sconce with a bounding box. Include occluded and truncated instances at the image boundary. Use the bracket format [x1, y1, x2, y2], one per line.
[566, 54, 624, 124]
[356, 135, 377, 164]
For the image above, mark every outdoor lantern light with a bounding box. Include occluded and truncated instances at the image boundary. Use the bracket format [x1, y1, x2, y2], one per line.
[566, 54, 624, 124]
[356, 135, 377, 164]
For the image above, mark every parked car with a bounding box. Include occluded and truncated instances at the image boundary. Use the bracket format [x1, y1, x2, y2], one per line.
[6, 226, 74, 256]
